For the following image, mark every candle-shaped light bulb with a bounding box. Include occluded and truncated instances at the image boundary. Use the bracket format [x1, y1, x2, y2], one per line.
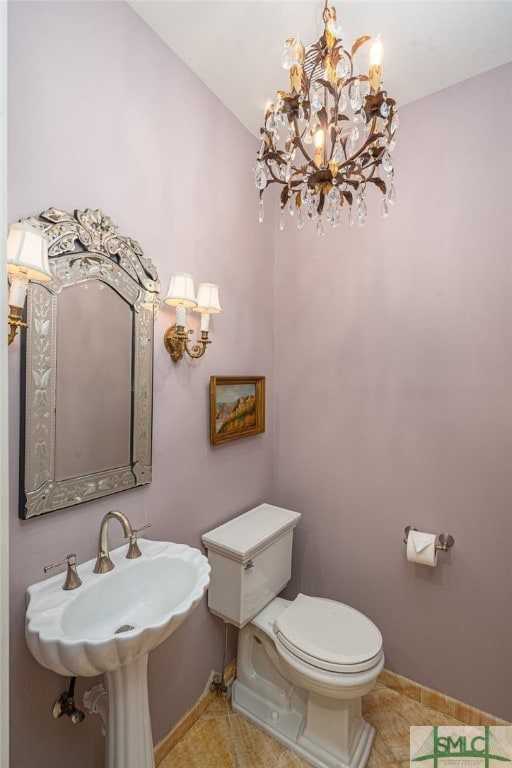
[176, 305, 186, 327]
[369, 35, 383, 67]
[369, 35, 383, 91]
[314, 128, 325, 167]
[8, 275, 28, 309]
[200, 313, 210, 333]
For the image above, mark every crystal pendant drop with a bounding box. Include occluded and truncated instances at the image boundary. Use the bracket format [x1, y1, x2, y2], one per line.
[281, 43, 292, 70]
[388, 137, 397, 153]
[311, 82, 323, 113]
[388, 182, 396, 206]
[298, 105, 305, 122]
[336, 55, 351, 79]
[297, 209, 304, 229]
[266, 113, 276, 132]
[257, 139, 265, 159]
[381, 197, 389, 218]
[349, 81, 362, 111]
[287, 197, 295, 217]
[302, 186, 310, 205]
[339, 91, 347, 112]
[380, 101, 390, 118]
[391, 112, 400, 134]
[357, 196, 367, 226]
[328, 185, 341, 204]
[258, 200, 264, 223]
[303, 129, 313, 145]
[350, 125, 360, 143]
[348, 207, 354, 226]
[332, 142, 344, 163]
[382, 152, 393, 174]
[253, 163, 267, 190]
[316, 217, 325, 236]
[333, 208, 342, 228]
[285, 162, 293, 182]
[280, 212, 285, 231]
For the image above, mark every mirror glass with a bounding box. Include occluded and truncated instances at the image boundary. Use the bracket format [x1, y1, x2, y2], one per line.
[54, 281, 132, 481]
[20, 207, 160, 518]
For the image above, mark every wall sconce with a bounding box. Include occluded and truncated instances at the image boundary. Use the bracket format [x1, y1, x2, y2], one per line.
[7, 222, 51, 345]
[163, 272, 221, 362]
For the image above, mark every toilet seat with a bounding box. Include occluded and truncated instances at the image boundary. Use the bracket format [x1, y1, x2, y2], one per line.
[273, 594, 383, 674]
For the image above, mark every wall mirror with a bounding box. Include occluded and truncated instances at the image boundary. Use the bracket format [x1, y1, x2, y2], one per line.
[19, 207, 160, 518]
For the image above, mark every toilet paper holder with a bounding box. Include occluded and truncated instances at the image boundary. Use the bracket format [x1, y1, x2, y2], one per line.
[403, 526, 455, 552]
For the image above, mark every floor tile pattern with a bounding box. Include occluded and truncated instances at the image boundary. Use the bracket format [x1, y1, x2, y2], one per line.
[161, 681, 468, 768]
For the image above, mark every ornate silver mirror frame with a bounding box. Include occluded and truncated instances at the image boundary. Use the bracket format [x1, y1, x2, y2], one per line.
[20, 207, 160, 518]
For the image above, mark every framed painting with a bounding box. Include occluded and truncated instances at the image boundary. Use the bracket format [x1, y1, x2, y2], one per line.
[210, 376, 265, 445]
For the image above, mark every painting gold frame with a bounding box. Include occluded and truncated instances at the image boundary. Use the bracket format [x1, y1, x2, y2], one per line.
[210, 376, 265, 445]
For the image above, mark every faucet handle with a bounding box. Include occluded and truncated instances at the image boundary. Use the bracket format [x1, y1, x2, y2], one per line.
[44, 554, 82, 590]
[126, 523, 151, 560]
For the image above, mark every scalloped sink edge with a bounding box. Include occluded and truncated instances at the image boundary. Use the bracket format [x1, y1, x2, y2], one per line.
[26, 539, 211, 677]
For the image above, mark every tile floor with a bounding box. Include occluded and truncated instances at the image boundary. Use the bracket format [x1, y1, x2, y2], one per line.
[161, 681, 467, 768]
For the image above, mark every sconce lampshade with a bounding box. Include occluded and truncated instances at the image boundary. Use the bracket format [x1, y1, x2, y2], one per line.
[194, 283, 222, 314]
[164, 272, 197, 308]
[7, 222, 51, 281]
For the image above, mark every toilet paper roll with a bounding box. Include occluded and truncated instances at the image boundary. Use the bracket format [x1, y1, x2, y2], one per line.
[406, 531, 438, 567]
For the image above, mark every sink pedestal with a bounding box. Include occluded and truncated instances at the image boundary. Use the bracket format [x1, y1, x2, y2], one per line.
[104, 653, 154, 768]
[25, 539, 210, 768]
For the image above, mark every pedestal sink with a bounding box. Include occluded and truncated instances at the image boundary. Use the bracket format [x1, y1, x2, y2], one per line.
[25, 539, 211, 768]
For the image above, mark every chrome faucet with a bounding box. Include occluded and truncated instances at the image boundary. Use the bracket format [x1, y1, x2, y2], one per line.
[93, 510, 151, 574]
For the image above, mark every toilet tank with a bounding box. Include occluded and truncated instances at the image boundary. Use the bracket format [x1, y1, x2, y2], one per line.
[202, 503, 301, 628]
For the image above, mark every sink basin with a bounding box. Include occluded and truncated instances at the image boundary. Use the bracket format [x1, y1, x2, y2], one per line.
[26, 539, 211, 677]
[26, 538, 210, 768]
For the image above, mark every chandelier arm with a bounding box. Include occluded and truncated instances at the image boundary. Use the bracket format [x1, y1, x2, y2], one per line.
[293, 129, 319, 169]
[291, 117, 309, 163]
[327, 89, 342, 163]
[343, 118, 383, 168]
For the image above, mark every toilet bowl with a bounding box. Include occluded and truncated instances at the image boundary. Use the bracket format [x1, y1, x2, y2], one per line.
[234, 595, 383, 768]
[202, 504, 383, 768]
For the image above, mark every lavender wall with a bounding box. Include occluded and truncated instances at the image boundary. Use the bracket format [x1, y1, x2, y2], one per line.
[8, 3, 274, 767]
[273, 64, 512, 720]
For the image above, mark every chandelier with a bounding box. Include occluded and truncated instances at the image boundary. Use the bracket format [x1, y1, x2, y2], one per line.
[254, 1, 399, 234]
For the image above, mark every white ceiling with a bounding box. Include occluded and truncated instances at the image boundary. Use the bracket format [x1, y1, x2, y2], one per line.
[129, 1, 512, 137]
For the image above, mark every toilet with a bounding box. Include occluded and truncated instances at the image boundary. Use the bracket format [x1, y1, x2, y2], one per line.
[202, 503, 384, 768]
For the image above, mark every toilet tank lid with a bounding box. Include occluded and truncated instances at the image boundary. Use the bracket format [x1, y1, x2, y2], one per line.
[202, 504, 301, 563]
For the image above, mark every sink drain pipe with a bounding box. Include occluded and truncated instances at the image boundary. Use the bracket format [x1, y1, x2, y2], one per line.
[83, 683, 108, 736]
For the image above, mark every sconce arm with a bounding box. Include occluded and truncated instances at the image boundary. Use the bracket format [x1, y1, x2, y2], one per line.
[8, 305, 28, 346]
[184, 330, 211, 359]
[164, 325, 210, 362]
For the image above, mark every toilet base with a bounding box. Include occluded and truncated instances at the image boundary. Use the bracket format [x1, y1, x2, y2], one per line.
[232, 678, 375, 768]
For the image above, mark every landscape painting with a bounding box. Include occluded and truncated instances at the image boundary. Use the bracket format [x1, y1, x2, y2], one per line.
[210, 376, 265, 445]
